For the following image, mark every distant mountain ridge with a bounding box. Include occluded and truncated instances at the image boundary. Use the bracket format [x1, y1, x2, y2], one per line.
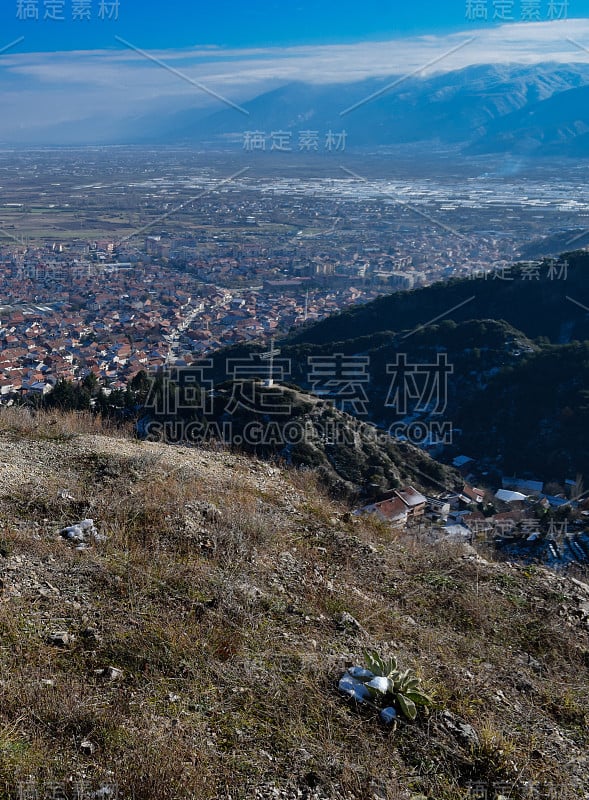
[139, 62, 589, 156]
[8, 62, 589, 154]
[466, 83, 589, 155]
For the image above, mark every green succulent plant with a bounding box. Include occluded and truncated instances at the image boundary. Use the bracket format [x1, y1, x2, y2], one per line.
[362, 649, 432, 721]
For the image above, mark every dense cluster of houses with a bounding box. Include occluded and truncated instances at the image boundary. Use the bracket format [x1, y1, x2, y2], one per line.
[0, 247, 374, 399]
[356, 472, 588, 551]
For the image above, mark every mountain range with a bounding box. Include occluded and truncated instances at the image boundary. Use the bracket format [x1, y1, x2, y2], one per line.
[130, 62, 589, 156]
[8, 62, 589, 156]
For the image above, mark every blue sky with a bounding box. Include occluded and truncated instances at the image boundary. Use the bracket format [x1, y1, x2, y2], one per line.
[3, 0, 588, 53]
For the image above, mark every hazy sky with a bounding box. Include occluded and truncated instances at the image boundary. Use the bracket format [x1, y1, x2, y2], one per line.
[1, 0, 589, 141]
[5, 0, 587, 52]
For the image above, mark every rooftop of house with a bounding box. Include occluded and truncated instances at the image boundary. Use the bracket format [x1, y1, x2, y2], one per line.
[395, 486, 427, 508]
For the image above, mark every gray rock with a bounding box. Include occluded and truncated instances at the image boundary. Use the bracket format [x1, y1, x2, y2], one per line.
[527, 654, 543, 674]
[578, 600, 589, 618]
[440, 710, 480, 748]
[61, 525, 85, 542]
[104, 666, 123, 681]
[571, 577, 589, 595]
[48, 631, 70, 647]
[95, 666, 123, 681]
[81, 627, 102, 645]
[337, 612, 366, 635]
[192, 501, 221, 522]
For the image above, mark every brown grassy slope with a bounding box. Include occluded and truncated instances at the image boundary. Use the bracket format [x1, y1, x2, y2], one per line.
[0, 409, 587, 800]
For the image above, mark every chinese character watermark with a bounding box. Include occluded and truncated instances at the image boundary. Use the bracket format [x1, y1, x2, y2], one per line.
[16, 0, 120, 19]
[466, 0, 568, 20]
[385, 353, 453, 416]
[307, 354, 370, 415]
[243, 130, 347, 153]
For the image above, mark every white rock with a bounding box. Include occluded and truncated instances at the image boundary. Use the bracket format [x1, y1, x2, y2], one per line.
[347, 666, 374, 680]
[366, 676, 390, 694]
[338, 676, 370, 702]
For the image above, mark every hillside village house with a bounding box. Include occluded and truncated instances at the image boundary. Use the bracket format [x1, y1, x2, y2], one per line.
[356, 485, 427, 528]
[394, 486, 427, 520]
[461, 485, 486, 505]
[356, 496, 409, 527]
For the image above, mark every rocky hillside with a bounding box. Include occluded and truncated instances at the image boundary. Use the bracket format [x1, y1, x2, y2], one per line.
[0, 409, 588, 800]
[141, 381, 460, 499]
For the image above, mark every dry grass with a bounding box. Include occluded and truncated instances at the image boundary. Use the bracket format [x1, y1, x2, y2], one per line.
[0, 406, 132, 439]
[0, 413, 587, 799]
